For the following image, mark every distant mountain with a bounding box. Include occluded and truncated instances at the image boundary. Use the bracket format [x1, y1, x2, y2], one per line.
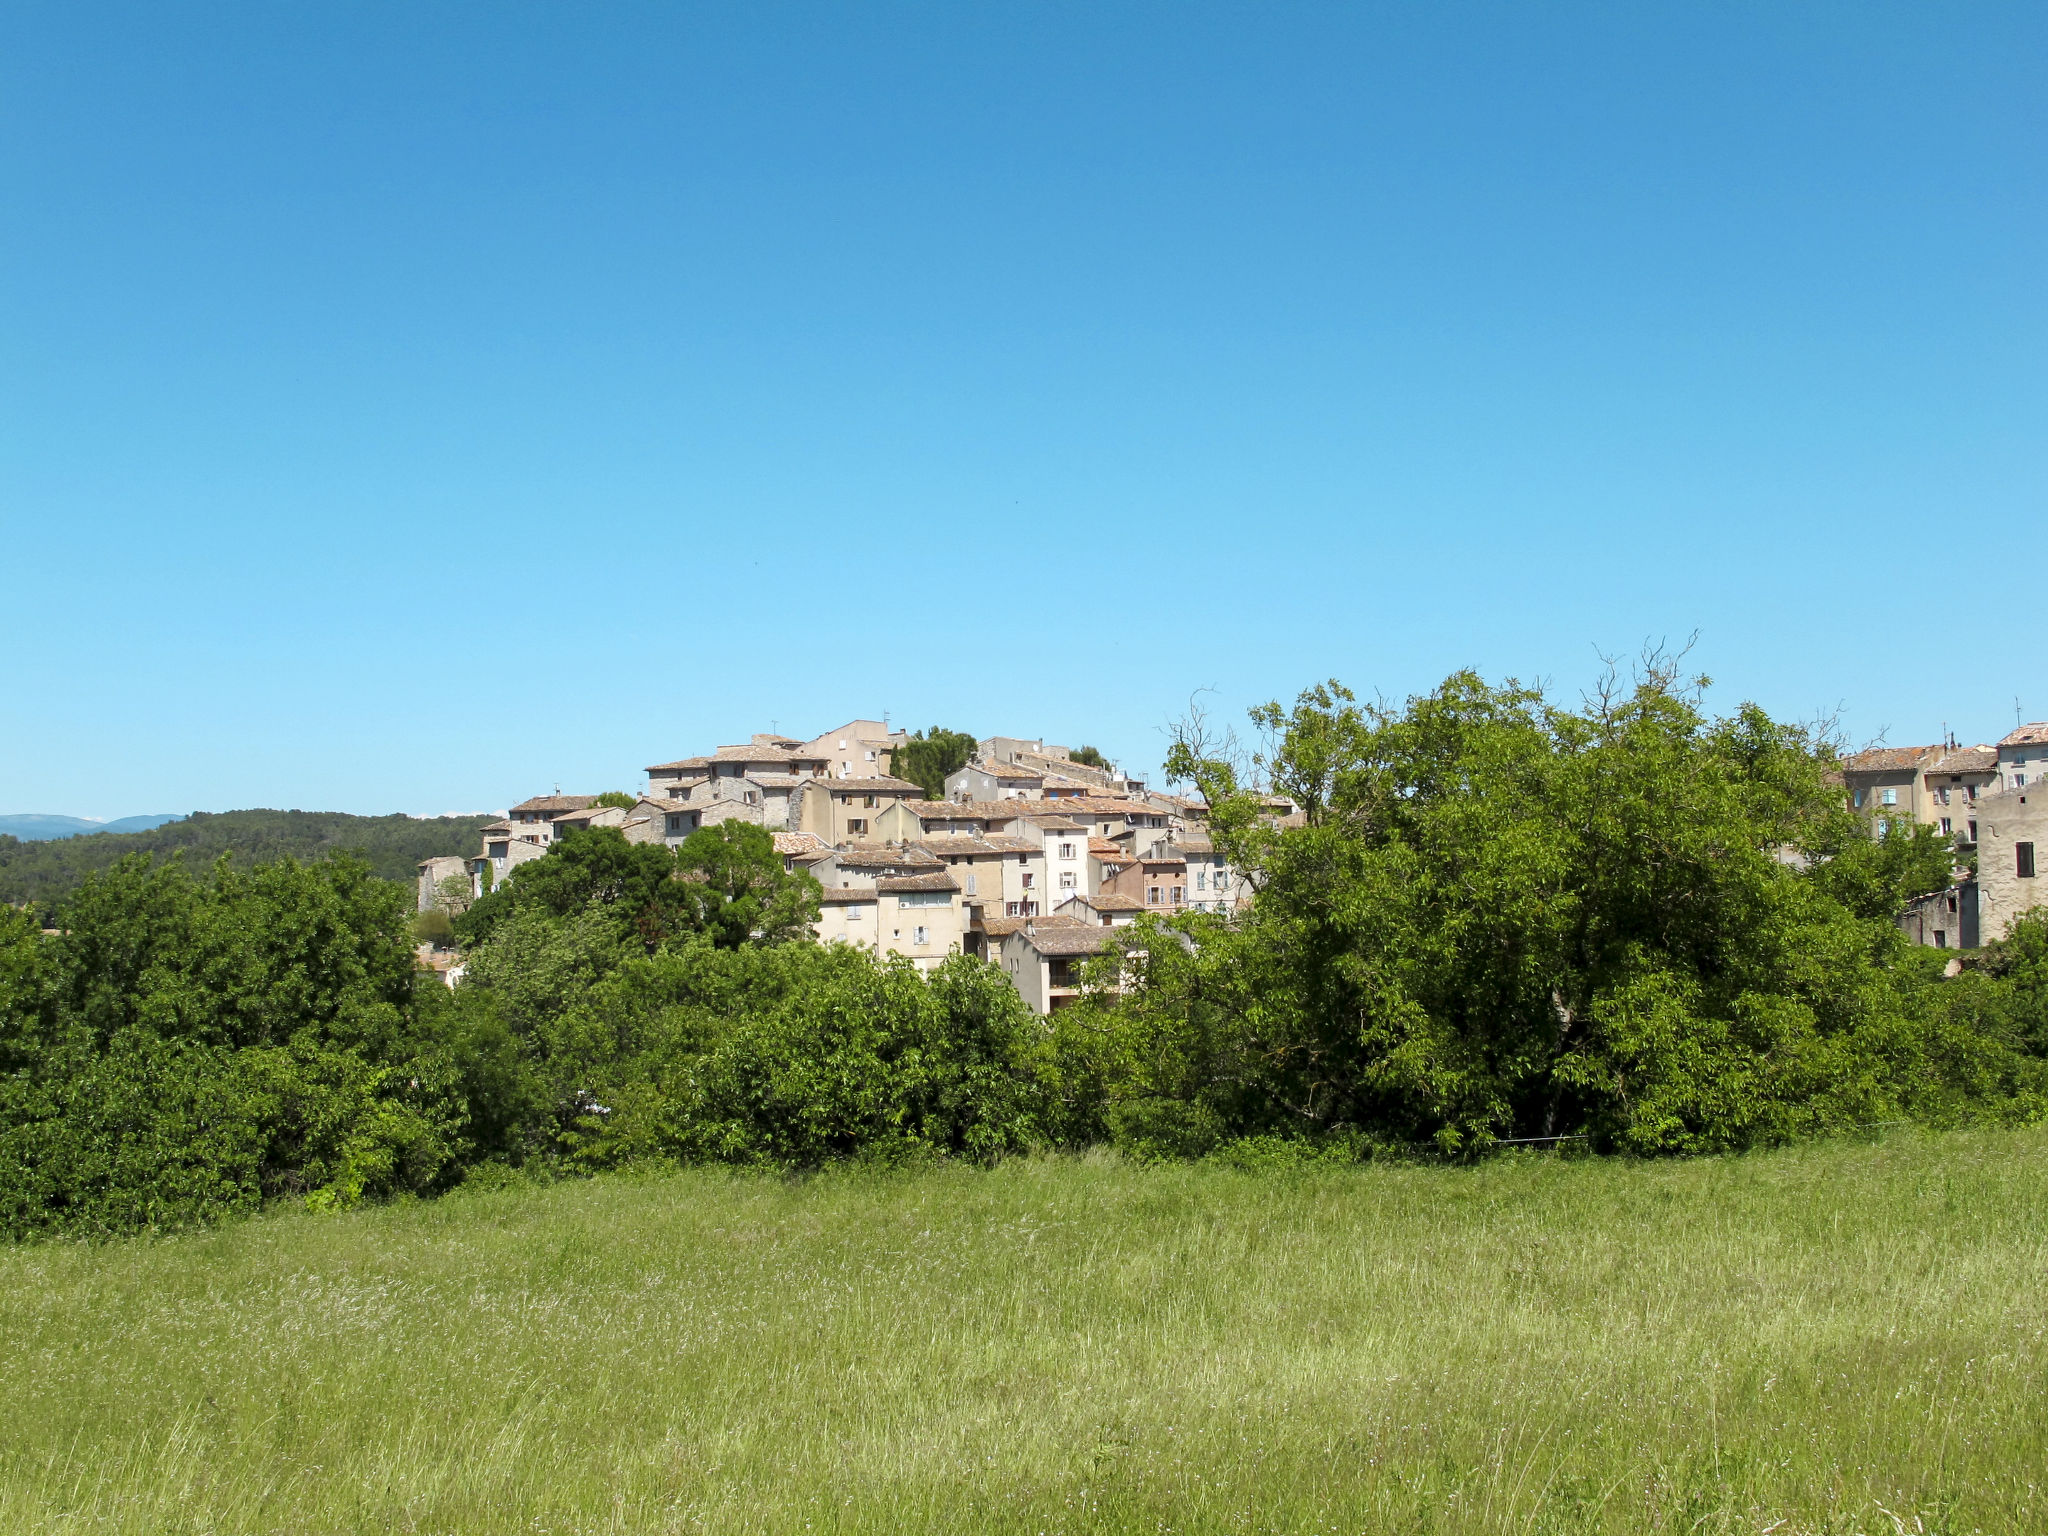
[0, 809, 497, 906]
[0, 813, 185, 842]
[0, 815, 106, 841]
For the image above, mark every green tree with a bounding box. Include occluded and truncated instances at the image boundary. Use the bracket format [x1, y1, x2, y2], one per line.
[1070, 745, 1110, 770]
[895, 727, 978, 799]
[1096, 663, 2033, 1156]
[593, 791, 637, 810]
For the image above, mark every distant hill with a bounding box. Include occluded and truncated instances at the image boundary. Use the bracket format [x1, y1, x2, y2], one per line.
[0, 809, 498, 907]
[0, 813, 184, 841]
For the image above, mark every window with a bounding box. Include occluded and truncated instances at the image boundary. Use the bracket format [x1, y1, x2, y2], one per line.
[1021, 872, 1034, 888]
[965, 873, 978, 896]
[1940, 817, 1952, 834]
[1148, 885, 1161, 904]
[1876, 818, 1889, 835]
[2016, 774, 2028, 789]
[913, 925, 928, 945]
[1936, 787, 1950, 805]
[2020, 842, 2037, 880]
[1171, 886, 1184, 905]
[1006, 901, 1021, 917]
[1880, 788, 1898, 806]
[847, 904, 866, 920]
[1852, 789, 1867, 808]
[1195, 870, 1208, 891]
[1059, 872, 1076, 889]
[1969, 820, 1978, 842]
[1967, 784, 1979, 802]
[1058, 842, 1075, 859]
[1935, 931, 1948, 949]
[847, 818, 867, 834]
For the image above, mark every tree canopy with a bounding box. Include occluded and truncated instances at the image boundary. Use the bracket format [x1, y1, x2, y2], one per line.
[1066, 665, 2039, 1156]
[895, 727, 979, 799]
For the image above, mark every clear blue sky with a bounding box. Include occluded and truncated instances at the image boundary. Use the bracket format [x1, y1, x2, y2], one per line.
[3, 2, 2042, 818]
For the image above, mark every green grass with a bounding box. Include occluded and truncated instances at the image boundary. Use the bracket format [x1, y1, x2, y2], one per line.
[4, 1130, 2046, 1535]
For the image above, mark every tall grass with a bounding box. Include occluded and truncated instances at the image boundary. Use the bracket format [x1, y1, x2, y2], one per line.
[3, 1129, 2044, 1534]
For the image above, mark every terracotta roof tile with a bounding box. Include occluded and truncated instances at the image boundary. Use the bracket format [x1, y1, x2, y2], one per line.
[1844, 745, 1945, 773]
[1999, 722, 2048, 748]
[509, 794, 599, 813]
[832, 842, 944, 869]
[877, 871, 960, 894]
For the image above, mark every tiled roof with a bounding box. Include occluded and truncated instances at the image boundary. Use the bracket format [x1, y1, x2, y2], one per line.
[912, 836, 1002, 857]
[636, 795, 692, 812]
[818, 888, 877, 906]
[832, 842, 944, 868]
[977, 913, 1090, 938]
[1016, 925, 1123, 957]
[478, 821, 512, 835]
[549, 805, 616, 824]
[1072, 891, 1144, 911]
[1014, 815, 1088, 831]
[1928, 747, 1999, 775]
[877, 872, 960, 894]
[1086, 837, 1123, 856]
[1843, 746, 1944, 773]
[1173, 834, 1217, 854]
[817, 776, 923, 793]
[645, 757, 713, 773]
[509, 794, 599, 813]
[979, 834, 1042, 854]
[1999, 722, 2048, 748]
[746, 774, 810, 788]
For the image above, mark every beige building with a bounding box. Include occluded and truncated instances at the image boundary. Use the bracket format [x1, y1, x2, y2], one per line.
[798, 719, 908, 780]
[1841, 745, 1941, 825]
[997, 920, 1125, 1013]
[813, 873, 964, 971]
[809, 841, 943, 891]
[1997, 723, 2048, 795]
[1919, 746, 1999, 846]
[633, 795, 767, 846]
[507, 794, 599, 844]
[1976, 784, 2048, 944]
[795, 776, 924, 842]
[1100, 850, 1190, 914]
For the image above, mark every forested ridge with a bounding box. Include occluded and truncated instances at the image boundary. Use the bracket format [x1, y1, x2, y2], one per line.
[0, 809, 497, 906]
[4, 666, 2046, 1240]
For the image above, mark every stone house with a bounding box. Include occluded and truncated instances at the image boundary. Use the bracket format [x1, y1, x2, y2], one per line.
[797, 719, 907, 780]
[944, 762, 1045, 800]
[634, 795, 767, 846]
[1997, 723, 2048, 795]
[1919, 746, 1999, 846]
[794, 776, 924, 843]
[813, 873, 963, 971]
[1054, 891, 1144, 927]
[1841, 746, 1946, 832]
[997, 921, 1125, 1013]
[1900, 881, 1979, 952]
[1099, 849, 1190, 914]
[1976, 784, 2048, 944]
[507, 794, 599, 844]
[471, 823, 547, 892]
[808, 841, 943, 892]
[416, 855, 470, 912]
[1005, 810, 1091, 910]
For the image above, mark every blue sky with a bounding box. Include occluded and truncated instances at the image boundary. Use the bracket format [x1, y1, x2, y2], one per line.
[3, 2, 2042, 817]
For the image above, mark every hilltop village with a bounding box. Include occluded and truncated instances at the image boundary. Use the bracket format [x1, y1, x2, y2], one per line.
[417, 720, 1297, 1013]
[418, 716, 2048, 1013]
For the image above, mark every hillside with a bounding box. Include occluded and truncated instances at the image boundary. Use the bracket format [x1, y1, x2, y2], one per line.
[1, 1128, 2042, 1533]
[0, 809, 496, 906]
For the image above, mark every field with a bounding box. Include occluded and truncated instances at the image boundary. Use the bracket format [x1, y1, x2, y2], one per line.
[3, 1130, 2045, 1535]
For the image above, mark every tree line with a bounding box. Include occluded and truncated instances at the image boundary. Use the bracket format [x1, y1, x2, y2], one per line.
[3, 667, 2044, 1239]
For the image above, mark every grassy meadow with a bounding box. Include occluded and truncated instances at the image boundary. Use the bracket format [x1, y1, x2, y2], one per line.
[3, 1129, 2045, 1535]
